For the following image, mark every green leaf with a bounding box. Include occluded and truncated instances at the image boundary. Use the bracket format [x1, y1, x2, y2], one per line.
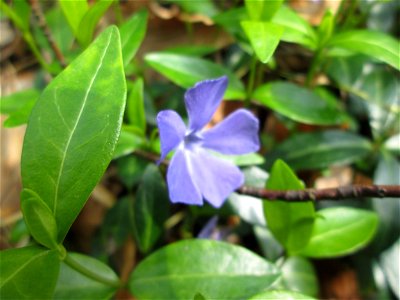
[370, 154, 400, 253]
[380, 239, 400, 298]
[245, 0, 284, 21]
[130, 164, 169, 253]
[21, 26, 126, 242]
[249, 290, 316, 300]
[328, 30, 400, 70]
[167, 0, 218, 17]
[299, 207, 379, 258]
[119, 9, 148, 67]
[281, 257, 318, 297]
[10, 0, 31, 31]
[265, 130, 373, 171]
[59, 0, 88, 37]
[162, 45, 217, 57]
[54, 253, 119, 300]
[145, 53, 246, 100]
[317, 10, 334, 47]
[21, 189, 58, 249]
[253, 81, 345, 125]
[0, 88, 39, 127]
[263, 160, 315, 253]
[241, 21, 283, 63]
[193, 292, 207, 300]
[0, 246, 60, 299]
[129, 239, 280, 299]
[355, 68, 399, 138]
[113, 129, 145, 159]
[253, 226, 283, 262]
[76, 0, 113, 47]
[217, 152, 264, 167]
[272, 5, 317, 50]
[126, 78, 146, 132]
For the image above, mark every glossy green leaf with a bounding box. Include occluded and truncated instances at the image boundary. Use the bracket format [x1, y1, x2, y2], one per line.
[0, 246, 60, 299]
[281, 256, 318, 297]
[272, 5, 317, 50]
[76, 0, 113, 47]
[21, 26, 126, 242]
[370, 154, 400, 253]
[241, 21, 283, 63]
[10, 0, 31, 31]
[384, 134, 400, 154]
[0, 88, 39, 127]
[21, 189, 58, 249]
[229, 194, 265, 227]
[126, 78, 146, 132]
[380, 239, 400, 298]
[328, 30, 400, 70]
[131, 164, 169, 253]
[119, 9, 148, 67]
[54, 253, 119, 300]
[265, 130, 373, 171]
[250, 290, 316, 300]
[145, 53, 246, 100]
[355, 68, 399, 137]
[299, 207, 379, 258]
[129, 239, 280, 299]
[253, 81, 344, 125]
[264, 160, 315, 253]
[59, 0, 88, 36]
[245, 0, 283, 21]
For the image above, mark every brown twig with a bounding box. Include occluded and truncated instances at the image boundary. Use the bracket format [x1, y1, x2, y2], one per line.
[238, 185, 400, 202]
[132, 149, 400, 201]
[29, 0, 66, 68]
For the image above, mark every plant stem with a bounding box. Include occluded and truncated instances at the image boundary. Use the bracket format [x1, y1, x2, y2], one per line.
[64, 254, 121, 288]
[29, 0, 66, 68]
[238, 185, 400, 201]
[305, 48, 323, 87]
[246, 55, 257, 107]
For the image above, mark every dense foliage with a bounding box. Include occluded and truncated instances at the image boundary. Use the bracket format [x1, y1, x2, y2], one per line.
[0, 0, 399, 299]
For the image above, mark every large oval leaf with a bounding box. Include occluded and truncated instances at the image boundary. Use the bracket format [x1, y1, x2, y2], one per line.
[129, 239, 280, 299]
[21, 26, 126, 242]
[263, 160, 315, 253]
[54, 253, 119, 300]
[130, 164, 169, 253]
[0, 246, 60, 299]
[265, 130, 372, 171]
[253, 82, 344, 125]
[145, 53, 245, 100]
[299, 207, 379, 258]
[328, 30, 400, 70]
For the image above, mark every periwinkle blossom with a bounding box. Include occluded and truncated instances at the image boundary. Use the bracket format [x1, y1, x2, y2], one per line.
[157, 76, 260, 208]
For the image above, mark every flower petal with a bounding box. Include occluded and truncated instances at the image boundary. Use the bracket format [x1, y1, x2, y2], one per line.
[167, 149, 203, 205]
[185, 76, 228, 132]
[189, 148, 244, 208]
[202, 109, 260, 155]
[156, 110, 186, 162]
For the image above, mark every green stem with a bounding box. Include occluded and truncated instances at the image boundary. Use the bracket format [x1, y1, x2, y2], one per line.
[63, 254, 121, 288]
[246, 55, 257, 107]
[306, 49, 323, 87]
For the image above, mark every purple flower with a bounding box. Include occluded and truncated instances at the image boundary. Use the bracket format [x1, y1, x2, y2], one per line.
[157, 76, 260, 208]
